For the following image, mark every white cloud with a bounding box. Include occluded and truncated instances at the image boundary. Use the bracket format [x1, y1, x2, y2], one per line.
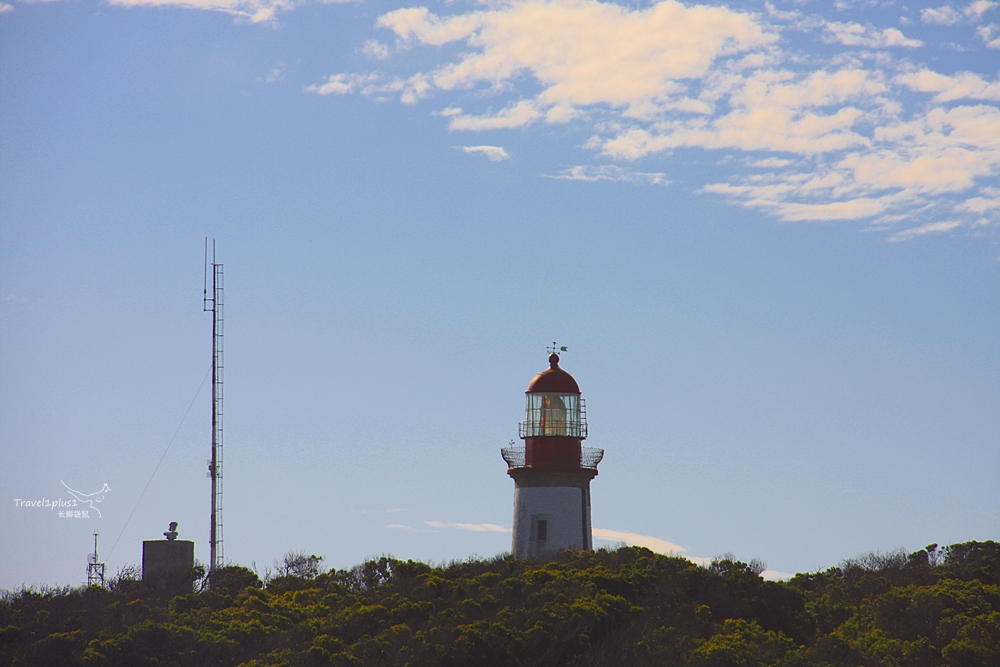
[922, 1, 996, 24]
[424, 521, 510, 532]
[763, 1, 800, 22]
[594, 532, 794, 579]
[457, 145, 510, 161]
[921, 5, 963, 24]
[373, 0, 775, 113]
[966, 0, 997, 20]
[896, 70, 1000, 102]
[305, 0, 999, 238]
[599, 68, 886, 158]
[700, 103, 1000, 223]
[746, 157, 794, 168]
[396, 520, 789, 576]
[593, 528, 686, 554]
[825, 21, 924, 48]
[592, 528, 712, 565]
[0, 2, 13, 12]
[361, 39, 391, 60]
[888, 220, 963, 241]
[957, 186, 1000, 214]
[549, 165, 669, 185]
[979, 24, 1000, 47]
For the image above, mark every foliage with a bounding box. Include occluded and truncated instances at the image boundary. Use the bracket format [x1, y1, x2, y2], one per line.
[276, 552, 326, 580]
[0, 541, 996, 667]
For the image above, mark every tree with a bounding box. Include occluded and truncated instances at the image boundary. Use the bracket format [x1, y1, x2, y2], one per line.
[276, 551, 325, 579]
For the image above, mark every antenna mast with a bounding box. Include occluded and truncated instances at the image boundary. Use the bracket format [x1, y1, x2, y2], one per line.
[203, 239, 224, 575]
[87, 532, 105, 587]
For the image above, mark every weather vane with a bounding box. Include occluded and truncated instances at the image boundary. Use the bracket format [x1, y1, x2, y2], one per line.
[547, 342, 568, 354]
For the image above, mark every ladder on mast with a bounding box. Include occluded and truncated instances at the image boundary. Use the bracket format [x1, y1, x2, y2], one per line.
[204, 240, 224, 575]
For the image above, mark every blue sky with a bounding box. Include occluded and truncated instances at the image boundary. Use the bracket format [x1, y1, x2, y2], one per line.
[1, 0, 998, 589]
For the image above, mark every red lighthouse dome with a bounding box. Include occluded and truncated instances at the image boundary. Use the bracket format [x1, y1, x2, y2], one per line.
[526, 354, 581, 394]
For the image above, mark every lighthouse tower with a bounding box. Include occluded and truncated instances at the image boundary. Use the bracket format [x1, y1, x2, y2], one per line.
[502, 352, 603, 559]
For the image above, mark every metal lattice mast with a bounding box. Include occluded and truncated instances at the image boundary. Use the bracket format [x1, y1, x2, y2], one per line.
[87, 532, 106, 587]
[204, 240, 224, 575]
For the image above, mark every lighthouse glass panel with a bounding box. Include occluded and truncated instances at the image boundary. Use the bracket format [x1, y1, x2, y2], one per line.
[524, 393, 582, 437]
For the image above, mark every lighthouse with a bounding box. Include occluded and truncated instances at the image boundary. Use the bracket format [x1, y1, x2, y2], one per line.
[502, 351, 603, 558]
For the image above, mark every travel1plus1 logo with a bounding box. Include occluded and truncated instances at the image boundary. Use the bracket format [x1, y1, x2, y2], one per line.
[12, 481, 111, 519]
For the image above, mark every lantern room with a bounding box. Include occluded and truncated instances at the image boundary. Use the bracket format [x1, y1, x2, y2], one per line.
[509, 352, 596, 469]
[519, 353, 588, 439]
[520, 393, 587, 438]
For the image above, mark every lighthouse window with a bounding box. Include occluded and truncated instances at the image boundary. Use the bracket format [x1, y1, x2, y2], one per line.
[524, 393, 582, 437]
[537, 520, 547, 541]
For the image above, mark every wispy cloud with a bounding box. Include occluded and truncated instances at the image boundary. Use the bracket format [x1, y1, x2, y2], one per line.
[387, 523, 421, 531]
[456, 145, 510, 162]
[3, 293, 41, 305]
[306, 72, 431, 104]
[824, 22, 923, 48]
[258, 68, 284, 84]
[105, 0, 360, 24]
[394, 521, 791, 578]
[361, 39, 391, 61]
[306, 72, 381, 96]
[592, 528, 712, 565]
[424, 521, 510, 532]
[746, 157, 795, 168]
[978, 24, 1000, 47]
[548, 165, 669, 185]
[446, 101, 542, 131]
[922, 5, 964, 25]
[896, 70, 1000, 102]
[0, 2, 14, 13]
[922, 1, 996, 25]
[957, 186, 1000, 214]
[592, 528, 792, 578]
[888, 220, 963, 242]
[106, 0, 295, 24]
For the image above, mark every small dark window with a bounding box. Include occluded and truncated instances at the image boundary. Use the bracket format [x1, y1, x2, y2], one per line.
[537, 520, 547, 541]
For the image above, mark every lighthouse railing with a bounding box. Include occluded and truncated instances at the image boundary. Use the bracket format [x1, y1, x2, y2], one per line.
[501, 446, 525, 468]
[501, 445, 604, 470]
[580, 447, 604, 468]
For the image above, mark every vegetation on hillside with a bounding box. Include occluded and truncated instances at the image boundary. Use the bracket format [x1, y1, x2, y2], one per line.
[1, 541, 997, 667]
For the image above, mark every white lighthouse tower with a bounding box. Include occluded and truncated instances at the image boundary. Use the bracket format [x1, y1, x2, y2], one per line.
[502, 350, 603, 558]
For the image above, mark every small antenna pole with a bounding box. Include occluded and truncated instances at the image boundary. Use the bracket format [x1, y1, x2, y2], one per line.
[203, 238, 209, 309]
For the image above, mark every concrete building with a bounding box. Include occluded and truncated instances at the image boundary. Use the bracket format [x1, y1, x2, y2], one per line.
[142, 522, 195, 594]
[502, 353, 603, 559]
